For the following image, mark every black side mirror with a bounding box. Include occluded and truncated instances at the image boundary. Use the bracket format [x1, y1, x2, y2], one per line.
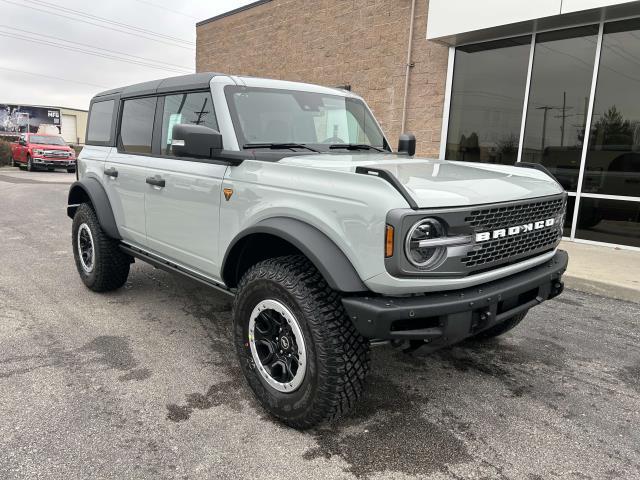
[398, 133, 416, 157]
[171, 124, 223, 158]
[19, 139, 26, 146]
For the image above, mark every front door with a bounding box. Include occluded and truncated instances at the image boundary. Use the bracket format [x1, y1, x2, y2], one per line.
[144, 91, 226, 278]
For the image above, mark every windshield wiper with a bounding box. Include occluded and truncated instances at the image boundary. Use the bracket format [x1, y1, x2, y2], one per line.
[329, 144, 387, 152]
[243, 143, 319, 153]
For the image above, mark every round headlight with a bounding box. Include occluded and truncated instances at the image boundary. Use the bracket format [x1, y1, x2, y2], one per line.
[405, 218, 446, 269]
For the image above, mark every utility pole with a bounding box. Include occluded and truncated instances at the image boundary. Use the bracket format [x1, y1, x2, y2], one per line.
[554, 92, 573, 148]
[561, 91, 566, 147]
[536, 106, 554, 152]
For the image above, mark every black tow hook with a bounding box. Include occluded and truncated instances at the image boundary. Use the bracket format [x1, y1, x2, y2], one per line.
[550, 281, 564, 299]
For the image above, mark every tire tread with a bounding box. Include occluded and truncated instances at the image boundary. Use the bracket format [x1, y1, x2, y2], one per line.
[233, 255, 370, 428]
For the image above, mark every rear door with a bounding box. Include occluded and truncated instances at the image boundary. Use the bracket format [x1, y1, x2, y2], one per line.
[144, 90, 226, 278]
[103, 96, 157, 247]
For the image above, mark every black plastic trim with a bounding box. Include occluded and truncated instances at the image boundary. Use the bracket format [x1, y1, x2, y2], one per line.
[355, 166, 418, 209]
[120, 244, 234, 297]
[516, 162, 563, 187]
[222, 217, 367, 293]
[67, 178, 121, 239]
[342, 250, 568, 343]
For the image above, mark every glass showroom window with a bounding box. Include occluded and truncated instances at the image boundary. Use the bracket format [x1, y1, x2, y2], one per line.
[521, 25, 599, 192]
[446, 36, 531, 164]
[578, 19, 640, 247]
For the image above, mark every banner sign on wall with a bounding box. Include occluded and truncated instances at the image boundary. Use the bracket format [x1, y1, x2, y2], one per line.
[0, 104, 61, 135]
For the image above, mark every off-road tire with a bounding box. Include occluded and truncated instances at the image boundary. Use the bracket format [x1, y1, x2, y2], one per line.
[72, 203, 130, 292]
[473, 311, 528, 340]
[26, 155, 34, 172]
[233, 255, 370, 429]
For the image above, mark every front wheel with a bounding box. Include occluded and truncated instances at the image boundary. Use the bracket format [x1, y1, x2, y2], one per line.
[233, 255, 370, 429]
[72, 203, 131, 292]
[26, 155, 34, 172]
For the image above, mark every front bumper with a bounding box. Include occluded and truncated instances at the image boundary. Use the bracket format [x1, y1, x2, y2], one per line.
[342, 250, 568, 347]
[33, 157, 76, 167]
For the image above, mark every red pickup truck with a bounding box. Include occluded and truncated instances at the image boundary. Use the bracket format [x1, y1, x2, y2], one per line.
[11, 133, 76, 173]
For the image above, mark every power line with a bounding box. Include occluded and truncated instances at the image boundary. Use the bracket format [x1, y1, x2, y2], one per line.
[0, 66, 108, 88]
[0, 0, 194, 51]
[0, 31, 192, 74]
[0, 24, 193, 71]
[25, 0, 195, 45]
[130, 0, 200, 20]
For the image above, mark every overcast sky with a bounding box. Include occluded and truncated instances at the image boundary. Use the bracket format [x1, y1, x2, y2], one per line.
[0, 0, 253, 110]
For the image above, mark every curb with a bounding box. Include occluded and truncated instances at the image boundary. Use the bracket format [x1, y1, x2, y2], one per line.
[564, 275, 640, 304]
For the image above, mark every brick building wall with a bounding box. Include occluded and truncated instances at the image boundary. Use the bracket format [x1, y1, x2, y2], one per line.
[196, 0, 449, 156]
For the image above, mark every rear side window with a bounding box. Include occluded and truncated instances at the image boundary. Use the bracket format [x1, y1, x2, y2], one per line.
[160, 91, 218, 156]
[120, 97, 156, 154]
[87, 100, 115, 144]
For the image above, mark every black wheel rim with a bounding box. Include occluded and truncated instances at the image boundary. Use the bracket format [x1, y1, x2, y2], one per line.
[77, 223, 95, 273]
[249, 299, 307, 392]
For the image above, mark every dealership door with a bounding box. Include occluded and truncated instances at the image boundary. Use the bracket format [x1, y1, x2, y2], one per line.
[61, 114, 77, 143]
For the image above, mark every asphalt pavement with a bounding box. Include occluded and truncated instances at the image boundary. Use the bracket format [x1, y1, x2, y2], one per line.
[1, 167, 639, 479]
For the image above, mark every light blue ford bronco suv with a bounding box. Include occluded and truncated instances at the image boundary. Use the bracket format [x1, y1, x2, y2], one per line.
[68, 73, 568, 428]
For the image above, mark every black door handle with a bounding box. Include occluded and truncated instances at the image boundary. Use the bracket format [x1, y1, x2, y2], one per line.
[146, 176, 165, 187]
[104, 167, 118, 178]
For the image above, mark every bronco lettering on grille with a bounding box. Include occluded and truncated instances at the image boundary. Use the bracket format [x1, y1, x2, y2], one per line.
[475, 218, 556, 243]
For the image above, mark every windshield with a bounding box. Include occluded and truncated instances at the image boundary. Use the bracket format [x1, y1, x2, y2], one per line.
[225, 86, 387, 151]
[30, 135, 66, 146]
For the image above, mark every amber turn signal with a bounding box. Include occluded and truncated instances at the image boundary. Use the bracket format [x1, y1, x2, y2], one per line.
[385, 225, 394, 257]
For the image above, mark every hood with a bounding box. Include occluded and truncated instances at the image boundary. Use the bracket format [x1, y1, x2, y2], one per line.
[278, 153, 564, 208]
[31, 144, 73, 151]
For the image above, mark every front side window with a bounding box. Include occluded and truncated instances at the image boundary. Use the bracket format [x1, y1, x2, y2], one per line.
[225, 86, 386, 150]
[161, 91, 218, 156]
[119, 97, 156, 154]
[87, 100, 115, 144]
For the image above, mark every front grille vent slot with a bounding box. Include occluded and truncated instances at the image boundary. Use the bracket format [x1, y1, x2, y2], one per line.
[461, 197, 565, 269]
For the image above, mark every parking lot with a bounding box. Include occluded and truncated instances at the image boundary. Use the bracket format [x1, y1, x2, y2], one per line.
[1, 167, 639, 479]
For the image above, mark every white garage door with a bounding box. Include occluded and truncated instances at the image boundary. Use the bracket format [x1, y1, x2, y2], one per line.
[61, 114, 77, 143]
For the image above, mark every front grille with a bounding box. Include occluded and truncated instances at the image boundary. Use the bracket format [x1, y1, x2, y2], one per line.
[462, 228, 560, 268]
[461, 196, 565, 269]
[465, 197, 565, 231]
[44, 150, 70, 158]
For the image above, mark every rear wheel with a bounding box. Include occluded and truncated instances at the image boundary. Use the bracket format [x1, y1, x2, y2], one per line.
[472, 311, 528, 340]
[72, 203, 131, 292]
[233, 255, 370, 429]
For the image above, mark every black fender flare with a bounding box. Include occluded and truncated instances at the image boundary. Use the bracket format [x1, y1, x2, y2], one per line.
[222, 217, 367, 293]
[67, 178, 121, 240]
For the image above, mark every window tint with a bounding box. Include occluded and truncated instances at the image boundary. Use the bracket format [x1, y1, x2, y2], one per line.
[521, 26, 599, 192]
[583, 18, 640, 197]
[161, 92, 217, 156]
[87, 100, 115, 144]
[576, 198, 640, 248]
[446, 36, 531, 164]
[225, 86, 385, 149]
[120, 97, 156, 154]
